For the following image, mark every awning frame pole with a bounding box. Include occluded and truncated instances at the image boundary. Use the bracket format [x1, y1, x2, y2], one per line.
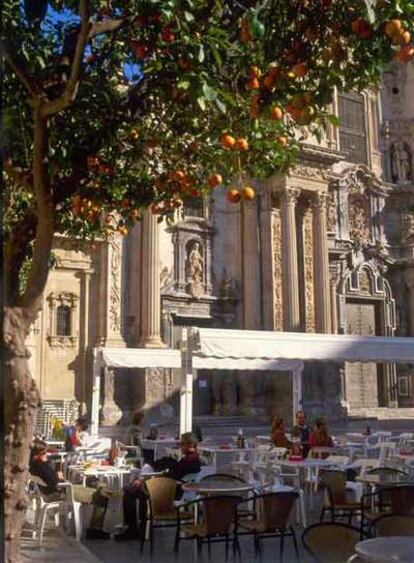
[91, 348, 101, 438]
[179, 328, 193, 435]
[292, 364, 304, 425]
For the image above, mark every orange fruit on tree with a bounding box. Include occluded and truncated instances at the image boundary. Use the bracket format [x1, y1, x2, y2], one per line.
[242, 186, 255, 201]
[292, 62, 307, 78]
[249, 66, 261, 78]
[172, 170, 186, 182]
[385, 19, 403, 38]
[208, 173, 223, 188]
[235, 138, 249, 151]
[395, 45, 414, 62]
[277, 135, 288, 147]
[248, 77, 260, 89]
[227, 188, 241, 203]
[221, 134, 236, 149]
[397, 31, 411, 45]
[270, 106, 283, 121]
[130, 129, 139, 141]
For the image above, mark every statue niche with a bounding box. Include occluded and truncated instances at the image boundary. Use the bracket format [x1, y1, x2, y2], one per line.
[185, 240, 204, 298]
[390, 141, 412, 184]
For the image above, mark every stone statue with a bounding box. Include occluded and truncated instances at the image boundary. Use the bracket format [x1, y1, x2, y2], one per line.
[391, 141, 412, 184]
[185, 241, 204, 297]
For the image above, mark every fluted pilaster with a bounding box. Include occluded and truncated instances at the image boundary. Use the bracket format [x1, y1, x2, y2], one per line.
[139, 208, 164, 348]
[281, 187, 300, 331]
[312, 192, 332, 333]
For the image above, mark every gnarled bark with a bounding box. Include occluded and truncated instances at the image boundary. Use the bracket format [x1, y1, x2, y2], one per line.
[4, 307, 41, 563]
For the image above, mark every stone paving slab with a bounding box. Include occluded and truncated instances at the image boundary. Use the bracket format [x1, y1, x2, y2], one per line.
[22, 527, 101, 563]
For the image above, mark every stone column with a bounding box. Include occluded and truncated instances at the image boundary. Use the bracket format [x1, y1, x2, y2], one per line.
[98, 235, 125, 424]
[312, 192, 332, 333]
[80, 269, 92, 411]
[242, 200, 261, 330]
[329, 270, 339, 335]
[281, 187, 301, 331]
[406, 270, 414, 337]
[139, 208, 164, 348]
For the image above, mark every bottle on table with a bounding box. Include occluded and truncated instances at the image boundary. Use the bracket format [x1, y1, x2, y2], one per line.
[237, 428, 245, 449]
[108, 439, 121, 466]
[365, 425, 371, 436]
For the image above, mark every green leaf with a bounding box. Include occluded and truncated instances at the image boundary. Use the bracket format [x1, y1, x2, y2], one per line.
[197, 97, 206, 111]
[327, 114, 341, 127]
[198, 44, 205, 63]
[202, 83, 217, 101]
[184, 11, 195, 22]
[177, 80, 190, 90]
[215, 98, 226, 114]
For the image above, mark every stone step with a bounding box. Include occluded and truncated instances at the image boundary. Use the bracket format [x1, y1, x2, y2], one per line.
[194, 415, 268, 427]
[349, 407, 414, 420]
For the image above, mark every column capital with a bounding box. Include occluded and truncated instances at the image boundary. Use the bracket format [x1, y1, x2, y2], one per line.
[311, 191, 329, 211]
[281, 187, 300, 206]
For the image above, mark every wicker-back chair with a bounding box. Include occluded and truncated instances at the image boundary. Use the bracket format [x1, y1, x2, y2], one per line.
[374, 513, 414, 536]
[141, 477, 193, 553]
[320, 470, 361, 524]
[366, 466, 408, 480]
[236, 491, 300, 559]
[199, 473, 246, 483]
[361, 484, 414, 537]
[302, 522, 360, 563]
[176, 495, 242, 559]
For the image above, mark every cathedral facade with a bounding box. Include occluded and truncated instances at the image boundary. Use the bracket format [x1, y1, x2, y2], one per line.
[28, 62, 414, 427]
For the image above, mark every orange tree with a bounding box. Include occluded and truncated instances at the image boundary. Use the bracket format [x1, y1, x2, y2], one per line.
[2, 0, 414, 559]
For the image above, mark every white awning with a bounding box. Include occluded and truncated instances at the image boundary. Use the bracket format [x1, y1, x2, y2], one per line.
[193, 356, 303, 371]
[191, 328, 414, 364]
[98, 348, 181, 369]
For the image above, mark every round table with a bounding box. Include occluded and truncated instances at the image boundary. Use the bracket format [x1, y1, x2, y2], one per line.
[182, 480, 253, 495]
[356, 474, 411, 487]
[355, 536, 414, 562]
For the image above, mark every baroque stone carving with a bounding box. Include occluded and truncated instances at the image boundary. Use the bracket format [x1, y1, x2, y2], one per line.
[185, 240, 204, 298]
[391, 141, 412, 184]
[109, 238, 122, 333]
[160, 266, 173, 291]
[327, 190, 338, 232]
[47, 291, 78, 348]
[401, 213, 414, 243]
[348, 194, 371, 248]
[281, 187, 300, 206]
[303, 209, 316, 332]
[272, 209, 283, 331]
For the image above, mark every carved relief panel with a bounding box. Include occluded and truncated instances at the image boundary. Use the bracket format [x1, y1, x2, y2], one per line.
[272, 207, 283, 331]
[303, 208, 316, 332]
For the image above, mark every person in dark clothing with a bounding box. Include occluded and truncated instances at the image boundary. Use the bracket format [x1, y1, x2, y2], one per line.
[115, 432, 201, 541]
[30, 442, 64, 499]
[291, 410, 312, 457]
[29, 442, 112, 539]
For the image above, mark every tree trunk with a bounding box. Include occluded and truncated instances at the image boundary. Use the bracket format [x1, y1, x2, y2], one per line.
[4, 307, 41, 563]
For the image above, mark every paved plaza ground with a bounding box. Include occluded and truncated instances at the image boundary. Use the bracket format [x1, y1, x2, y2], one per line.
[22, 416, 414, 563]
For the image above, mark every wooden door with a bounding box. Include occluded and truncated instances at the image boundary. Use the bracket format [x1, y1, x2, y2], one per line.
[345, 301, 379, 409]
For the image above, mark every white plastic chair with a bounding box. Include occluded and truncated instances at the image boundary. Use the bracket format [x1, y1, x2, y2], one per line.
[29, 477, 67, 546]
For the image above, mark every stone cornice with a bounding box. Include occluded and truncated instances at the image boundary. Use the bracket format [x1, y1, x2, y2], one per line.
[299, 143, 346, 165]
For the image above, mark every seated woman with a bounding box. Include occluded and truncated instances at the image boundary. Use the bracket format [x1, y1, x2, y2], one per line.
[115, 432, 201, 541]
[29, 442, 113, 539]
[270, 417, 292, 449]
[124, 410, 144, 448]
[309, 417, 334, 449]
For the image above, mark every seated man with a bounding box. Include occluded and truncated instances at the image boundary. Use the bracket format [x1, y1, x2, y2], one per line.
[291, 410, 312, 457]
[115, 432, 201, 541]
[29, 442, 112, 539]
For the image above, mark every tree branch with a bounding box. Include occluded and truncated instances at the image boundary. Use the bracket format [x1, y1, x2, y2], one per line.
[1, 41, 39, 98]
[4, 158, 33, 192]
[21, 103, 55, 320]
[41, 0, 91, 117]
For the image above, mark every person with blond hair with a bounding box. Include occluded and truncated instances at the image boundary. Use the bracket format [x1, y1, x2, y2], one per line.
[309, 417, 334, 448]
[271, 417, 292, 449]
